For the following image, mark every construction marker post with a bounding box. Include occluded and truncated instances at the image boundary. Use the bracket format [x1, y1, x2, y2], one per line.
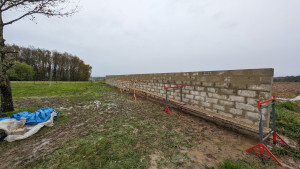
[163, 85, 183, 115]
[246, 96, 289, 168]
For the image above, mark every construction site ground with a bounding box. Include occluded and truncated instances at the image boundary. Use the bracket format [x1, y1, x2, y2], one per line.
[0, 81, 299, 169]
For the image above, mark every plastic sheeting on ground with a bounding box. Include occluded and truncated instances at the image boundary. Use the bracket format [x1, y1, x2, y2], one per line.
[0, 108, 59, 142]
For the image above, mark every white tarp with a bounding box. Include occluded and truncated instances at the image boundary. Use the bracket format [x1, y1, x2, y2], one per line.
[0, 112, 57, 142]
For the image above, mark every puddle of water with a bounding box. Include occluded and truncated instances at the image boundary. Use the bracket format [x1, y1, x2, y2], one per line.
[277, 95, 300, 101]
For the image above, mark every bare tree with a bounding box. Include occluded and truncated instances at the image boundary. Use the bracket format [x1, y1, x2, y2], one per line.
[0, 0, 78, 112]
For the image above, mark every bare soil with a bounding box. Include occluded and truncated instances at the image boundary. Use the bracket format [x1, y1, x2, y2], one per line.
[273, 82, 300, 98]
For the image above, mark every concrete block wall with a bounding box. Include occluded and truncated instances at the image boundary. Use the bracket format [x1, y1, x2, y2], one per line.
[106, 68, 274, 127]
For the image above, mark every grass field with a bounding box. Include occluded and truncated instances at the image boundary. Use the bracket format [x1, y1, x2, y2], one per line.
[0, 81, 299, 169]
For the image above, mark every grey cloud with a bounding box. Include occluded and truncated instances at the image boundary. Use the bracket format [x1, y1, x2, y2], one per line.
[4, 0, 300, 77]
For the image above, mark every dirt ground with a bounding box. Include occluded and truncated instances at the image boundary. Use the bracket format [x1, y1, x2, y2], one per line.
[0, 83, 299, 169]
[273, 82, 300, 98]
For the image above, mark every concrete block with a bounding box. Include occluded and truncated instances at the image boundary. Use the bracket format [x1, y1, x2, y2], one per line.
[203, 71, 212, 76]
[202, 102, 211, 108]
[236, 103, 256, 111]
[246, 111, 259, 119]
[260, 77, 273, 84]
[186, 94, 194, 99]
[195, 96, 205, 101]
[229, 95, 245, 103]
[215, 82, 229, 88]
[216, 71, 226, 75]
[196, 86, 205, 91]
[220, 100, 234, 107]
[247, 98, 257, 105]
[185, 86, 195, 90]
[183, 98, 189, 103]
[259, 92, 272, 100]
[237, 90, 257, 97]
[183, 81, 192, 85]
[192, 82, 201, 85]
[207, 88, 217, 93]
[190, 91, 200, 95]
[176, 81, 183, 85]
[206, 98, 218, 104]
[229, 108, 243, 115]
[224, 77, 232, 82]
[220, 89, 234, 95]
[202, 82, 213, 87]
[191, 100, 199, 105]
[200, 92, 207, 97]
[213, 104, 225, 111]
[248, 84, 272, 91]
[159, 90, 164, 94]
[212, 93, 227, 100]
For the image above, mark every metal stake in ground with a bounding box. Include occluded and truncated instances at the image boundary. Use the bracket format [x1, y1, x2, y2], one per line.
[163, 85, 183, 115]
[245, 96, 289, 168]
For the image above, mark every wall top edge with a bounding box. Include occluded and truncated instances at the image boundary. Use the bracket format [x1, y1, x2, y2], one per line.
[106, 68, 274, 77]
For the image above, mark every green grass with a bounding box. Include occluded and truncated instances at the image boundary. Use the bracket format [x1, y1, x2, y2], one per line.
[0, 108, 39, 118]
[1, 81, 299, 169]
[205, 159, 263, 169]
[270, 101, 300, 160]
[25, 124, 148, 168]
[11, 81, 106, 98]
[273, 101, 300, 143]
[2, 81, 194, 168]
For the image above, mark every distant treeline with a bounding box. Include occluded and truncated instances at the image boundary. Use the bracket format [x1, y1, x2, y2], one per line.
[90, 77, 105, 81]
[274, 76, 300, 82]
[6, 44, 92, 81]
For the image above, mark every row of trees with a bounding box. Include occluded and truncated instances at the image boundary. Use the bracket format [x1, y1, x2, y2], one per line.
[6, 45, 92, 81]
[274, 76, 300, 82]
[0, 0, 78, 112]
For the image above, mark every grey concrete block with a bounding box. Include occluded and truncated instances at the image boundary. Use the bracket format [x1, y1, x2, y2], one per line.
[195, 96, 205, 102]
[213, 104, 225, 111]
[206, 98, 218, 104]
[229, 108, 243, 115]
[190, 91, 200, 95]
[220, 89, 234, 95]
[236, 103, 256, 111]
[229, 95, 245, 103]
[238, 90, 257, 97]
[219, 100, 234, 107]
[207, 88, 217, 93]
[248, 84, 272, 91]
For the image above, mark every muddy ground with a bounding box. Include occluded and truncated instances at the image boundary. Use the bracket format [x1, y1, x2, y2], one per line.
[0, 83, 299, 169]
[273, 82, 300, 98]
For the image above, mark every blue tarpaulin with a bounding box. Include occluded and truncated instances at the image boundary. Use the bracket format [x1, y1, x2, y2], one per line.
[0, 108, 59, 124]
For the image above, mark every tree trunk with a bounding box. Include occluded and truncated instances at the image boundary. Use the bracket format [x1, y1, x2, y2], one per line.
[0, 76, 14, 112]
[0, 11, 14, 112]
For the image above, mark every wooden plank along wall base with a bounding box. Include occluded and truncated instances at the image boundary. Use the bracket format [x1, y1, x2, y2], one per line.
[106, 68, 274, 135]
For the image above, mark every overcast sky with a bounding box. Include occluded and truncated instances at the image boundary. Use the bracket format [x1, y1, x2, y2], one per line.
[4, 0, 300, 77]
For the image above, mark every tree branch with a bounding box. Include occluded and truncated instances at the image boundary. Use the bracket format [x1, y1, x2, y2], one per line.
[3, 12, 33, 26]
[0, 0, 8, 9]
[2, 0, 78, 26]
[1, 0, 26, 12]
